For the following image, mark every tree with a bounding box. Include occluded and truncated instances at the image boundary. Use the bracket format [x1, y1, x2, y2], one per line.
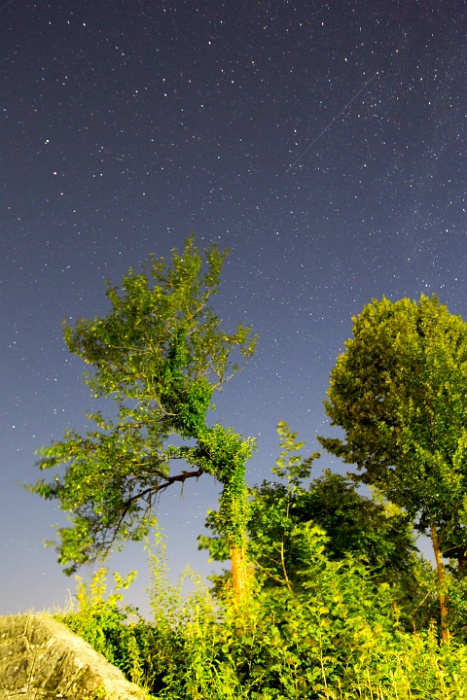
[201, 422, 421, 620]
[318, 294, 467, 641]
[29, 238, 257, 602]
[249, 473, 419, 588]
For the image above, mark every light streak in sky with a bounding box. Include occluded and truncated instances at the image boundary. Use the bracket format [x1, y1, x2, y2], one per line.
[285, 71, 380, 174]
[0, 0, 16, 13]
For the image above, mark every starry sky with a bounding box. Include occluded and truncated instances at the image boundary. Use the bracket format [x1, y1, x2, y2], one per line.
[1, 0, 465, 617]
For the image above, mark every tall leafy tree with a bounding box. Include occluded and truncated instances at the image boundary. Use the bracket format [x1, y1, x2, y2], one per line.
[29, 238, 257, 601]
[318, 294, 467, 640]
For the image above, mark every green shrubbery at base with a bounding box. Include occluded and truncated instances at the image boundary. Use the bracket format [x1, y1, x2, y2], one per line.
[56, 423, 467, 698]
[56, 530, 467, 699]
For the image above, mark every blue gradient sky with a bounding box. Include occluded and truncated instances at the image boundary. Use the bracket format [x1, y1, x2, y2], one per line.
[1, 0, 465, 617]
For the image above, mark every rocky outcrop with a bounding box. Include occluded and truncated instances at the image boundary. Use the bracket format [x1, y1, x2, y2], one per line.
[0, 614, 149, 699]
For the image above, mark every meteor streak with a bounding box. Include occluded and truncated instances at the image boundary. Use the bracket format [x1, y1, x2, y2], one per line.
[285, 71, 380, 174]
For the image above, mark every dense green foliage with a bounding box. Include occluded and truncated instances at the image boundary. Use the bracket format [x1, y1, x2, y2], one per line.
[57, 533, 467, 699]
[56, 423, 467, 697]
[318, 295, 467, 638]
[201, 422, 436, 631]
[318, 295, 467, 555]
[28, 239, 257, 576]
[29, 244, 467, 693]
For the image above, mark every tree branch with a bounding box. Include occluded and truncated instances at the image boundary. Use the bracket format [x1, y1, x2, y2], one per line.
[124, 466, 205, 507]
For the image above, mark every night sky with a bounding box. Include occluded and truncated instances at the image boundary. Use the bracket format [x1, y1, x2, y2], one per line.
[1, 0, 465, 617]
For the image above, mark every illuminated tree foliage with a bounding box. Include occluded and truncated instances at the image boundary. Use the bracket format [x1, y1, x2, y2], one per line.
[201, 421, 423, 627]
[318, 294, 467, 641]
[29, 238, 257, 599]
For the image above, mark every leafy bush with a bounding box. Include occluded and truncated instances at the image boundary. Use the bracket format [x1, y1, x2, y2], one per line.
[144, 530, 467, 699]
[57, 529, 467, 699]
[56, 567, 159, 693]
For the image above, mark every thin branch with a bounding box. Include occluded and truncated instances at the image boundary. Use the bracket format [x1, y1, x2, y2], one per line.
[124, 467, 205, 506]
[280, 540, 293, 593]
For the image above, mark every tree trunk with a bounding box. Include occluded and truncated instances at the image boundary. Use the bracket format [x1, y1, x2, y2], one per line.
[430, 521, 450, 643]
[230, 540, 250, 605]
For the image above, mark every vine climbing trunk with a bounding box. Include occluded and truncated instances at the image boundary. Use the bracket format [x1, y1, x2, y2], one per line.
[212, 440, 255, 606]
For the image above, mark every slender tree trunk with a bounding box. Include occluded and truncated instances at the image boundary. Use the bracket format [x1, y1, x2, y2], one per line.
[224, 476, 253, 605]
[230, 538, 250, 605]
[430, 520, 450, 643]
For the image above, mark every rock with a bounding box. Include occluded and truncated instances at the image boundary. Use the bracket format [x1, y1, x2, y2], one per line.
[0, 614, 150, 699]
